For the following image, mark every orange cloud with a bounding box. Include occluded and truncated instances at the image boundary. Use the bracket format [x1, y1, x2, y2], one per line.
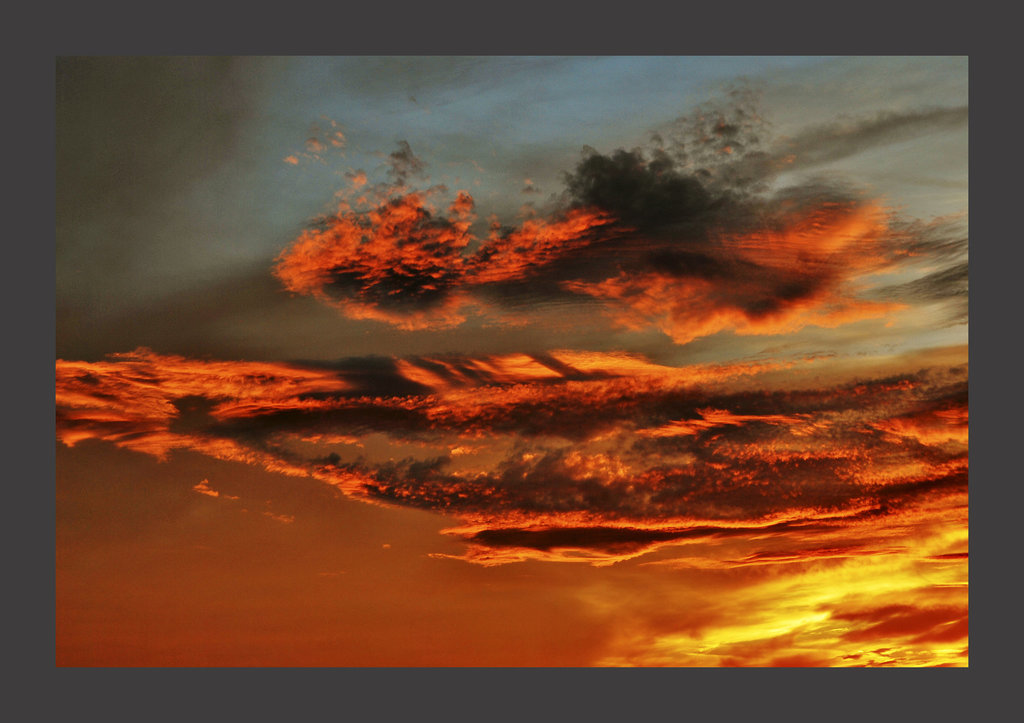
[274, 191, 474, 330]
[56, 348, 349, 461]
[192, 479, 239, 500]
[464, 208, 614, 284]
[271, 143, 947, 344]
[192, 478, 221, 498]
[262, 511, 296, 524]
[563, 201, 905, 344]
[56, 347, 967, 576]
[638, 408, 809, 438]
[872, 405, 969, 447]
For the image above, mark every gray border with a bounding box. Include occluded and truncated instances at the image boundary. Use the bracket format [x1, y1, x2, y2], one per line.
[36, 2, 1003, 718]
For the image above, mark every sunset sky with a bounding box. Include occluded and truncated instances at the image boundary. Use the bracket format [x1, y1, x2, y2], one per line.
[56, 56, 967, 666]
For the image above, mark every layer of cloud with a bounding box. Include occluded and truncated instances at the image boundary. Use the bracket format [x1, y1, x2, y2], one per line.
[56, 347, 967, 567]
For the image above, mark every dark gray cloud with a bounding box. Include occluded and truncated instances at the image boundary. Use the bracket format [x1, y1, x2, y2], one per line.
[867, 213, 968, 325]
[896, 215, 969, 261]
[387, 140, 427, 184]
[562, 147, 718, 227]
[879, 261, 968, 323]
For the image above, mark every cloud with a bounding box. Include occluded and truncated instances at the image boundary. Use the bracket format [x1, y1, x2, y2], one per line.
[766, 106, 968, 174]
[387, 139, 426, 184]
[557, 191, 905, 344]
[193, 478, 240, 500]
[55, 349, 351, 465]
[650, 93, 967, 188]
[263, 510, 296, 524]
[832, 603, 968, 644]
[637, 408, 810, 438]
[285, 116, 348, 166]
[56, 347, 967, 565]
[877, 260, 968, 325]
[194, 479, 221, 498]
[899, 261, 969, 301]
[274, 108, 961, 344]
[274, 189, 477, 330]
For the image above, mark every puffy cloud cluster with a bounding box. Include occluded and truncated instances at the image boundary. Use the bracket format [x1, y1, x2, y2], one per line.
[273, 96, 966, 344]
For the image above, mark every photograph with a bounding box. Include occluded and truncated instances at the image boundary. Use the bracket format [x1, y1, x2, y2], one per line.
[56, 56, 968, 666]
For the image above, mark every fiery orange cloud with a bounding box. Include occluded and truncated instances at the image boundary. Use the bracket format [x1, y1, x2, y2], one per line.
[274, 191, 475, 329]
[192, 478, 239, 500]
[638, 408, 810, 438]
[192, 478, 221, 498]
[272, 187, 615, 329]
[56, 347, 967, 578]
[56, 349, 349, 462]
[871, 405, 969, 447]
[464, 208, 615, 284]
[271, 144, 941, 344]
[563, 201, 905, 344]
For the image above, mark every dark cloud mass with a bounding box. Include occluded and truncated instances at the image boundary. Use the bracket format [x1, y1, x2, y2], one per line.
[562, 147, 717, 227]
[387, 140, 427, 184]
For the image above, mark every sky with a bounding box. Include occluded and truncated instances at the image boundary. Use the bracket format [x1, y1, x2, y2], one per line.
[55, 56, 968, 666]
